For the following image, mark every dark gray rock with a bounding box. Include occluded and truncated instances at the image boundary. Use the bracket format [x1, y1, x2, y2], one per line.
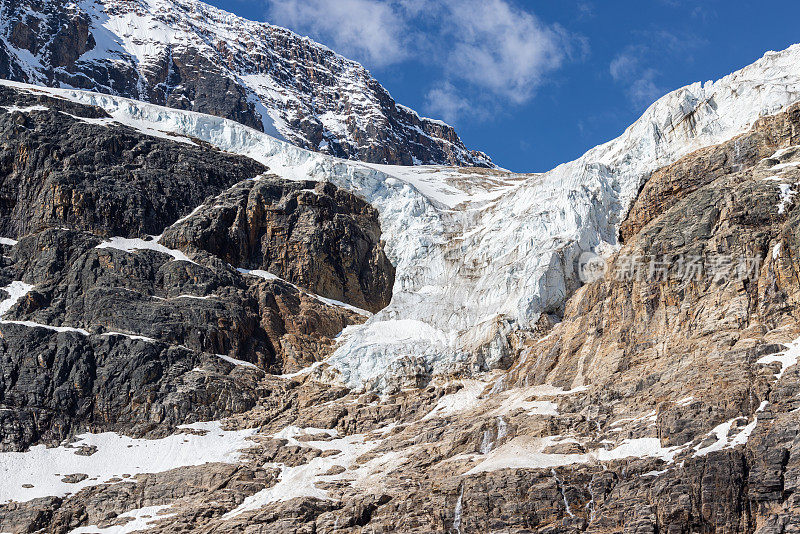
[0, 85, 393, 453]
[0, 85, 267, 238]
[161, 178, 395, 312]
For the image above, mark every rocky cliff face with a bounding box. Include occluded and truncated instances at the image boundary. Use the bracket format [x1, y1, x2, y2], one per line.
[0, 86, 266, 238]
[0, 0, 492, 167]
[3, 45, 800, 534]
[0, 85, 394, 457]
[491, 101, 800, 533]
[160, 179, 394, 314]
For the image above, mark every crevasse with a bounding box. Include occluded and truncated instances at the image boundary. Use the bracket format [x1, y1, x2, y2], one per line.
[5, 44, 800, 390]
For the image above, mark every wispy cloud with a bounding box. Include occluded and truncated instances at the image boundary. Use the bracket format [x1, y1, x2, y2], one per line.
[438, 0, 572, 104]
[267, 0, 409, 67]
[609, 46, 663, 109]
[576, 1, 595, 20]
[265, 0, 584, 122]
[610, 31, 706, 110]
[425, 82, 471, 125]
[657, 0, 720, 20]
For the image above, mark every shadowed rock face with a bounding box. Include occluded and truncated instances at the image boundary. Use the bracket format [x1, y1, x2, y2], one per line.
[161, 179, 395, 313]
[0, 86, 394, 453]
[0, 86, 268, 238]
[0, 0, 492, 167]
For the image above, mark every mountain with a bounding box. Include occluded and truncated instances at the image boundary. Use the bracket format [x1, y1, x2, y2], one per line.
[2, 38, 800, 534]
[0, 0, 492, 167]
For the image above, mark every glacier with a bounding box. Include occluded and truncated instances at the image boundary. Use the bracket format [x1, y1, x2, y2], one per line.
[4, 43, 800, 390]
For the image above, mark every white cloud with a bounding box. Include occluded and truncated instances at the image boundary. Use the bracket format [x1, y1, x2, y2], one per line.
[628, 69, 662, 107]
[577, 1, 595, 19]
[609, 52, 639, 82]
[610, 32, 705, 110]
[265, 0, 581, 121]
[425, 82, 472, 124]
[267, 0, 409, 67]
[441, 0, 569, 104]
[610, 48, 664, 109]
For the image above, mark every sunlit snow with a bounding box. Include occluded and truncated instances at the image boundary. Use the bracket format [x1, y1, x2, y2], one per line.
[5, 43, 800, 389]
[0, 422, 256, 503]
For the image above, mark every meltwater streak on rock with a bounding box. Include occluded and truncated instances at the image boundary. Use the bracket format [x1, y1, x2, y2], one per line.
[5, 44, 800, 390]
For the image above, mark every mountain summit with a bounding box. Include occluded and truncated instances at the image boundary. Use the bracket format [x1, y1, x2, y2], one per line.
[0, 0, 492, 167]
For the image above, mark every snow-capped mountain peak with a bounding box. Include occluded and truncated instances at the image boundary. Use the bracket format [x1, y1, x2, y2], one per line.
[0, 0, 492, 167]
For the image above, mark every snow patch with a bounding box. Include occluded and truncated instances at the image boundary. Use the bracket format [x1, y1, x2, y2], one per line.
[0, 281, 34, 318]
[68, 504, 175, 533]
[101, 331, 156, 343]
[489, 386, 560, 416]
[693, 417, 754, 457]
[465, 436, 682, 475]
[216, 354, 261, 370]
[422, 380, 486, 420]
[223, 425, 394, 518]
[777, 183, 796, 214]
[1, 105, 49, 113]
[524, 385, 589, 396]
[1, 321, 90, 336]
[757, 336, 800, 379]
[314, 295, 372, 317]
[771, 161, 800, 172]
[237, 268, 372, 316]
[278, 361, 324, 379]
[0, 422, 256, 503]
[96, 236, 195, 263]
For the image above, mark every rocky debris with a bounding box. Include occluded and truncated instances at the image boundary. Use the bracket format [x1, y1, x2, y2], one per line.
[0, 462, 273, 533]
[0, 0, 492, 167]
[59, 474, 88, 484]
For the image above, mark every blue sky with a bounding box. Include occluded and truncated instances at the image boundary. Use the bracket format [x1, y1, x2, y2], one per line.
[206, 0, 800, 173]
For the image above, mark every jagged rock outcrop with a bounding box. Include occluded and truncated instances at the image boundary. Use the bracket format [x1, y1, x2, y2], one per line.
[0, 86, 394, 454]
[0, 0, 492, 167]
[0, 85, 267, 238]
[161, 179, 394, 313]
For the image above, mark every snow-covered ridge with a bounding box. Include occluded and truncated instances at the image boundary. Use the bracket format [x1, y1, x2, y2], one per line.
[0, 0, 491, 167]
[4, 43, 800, 389]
